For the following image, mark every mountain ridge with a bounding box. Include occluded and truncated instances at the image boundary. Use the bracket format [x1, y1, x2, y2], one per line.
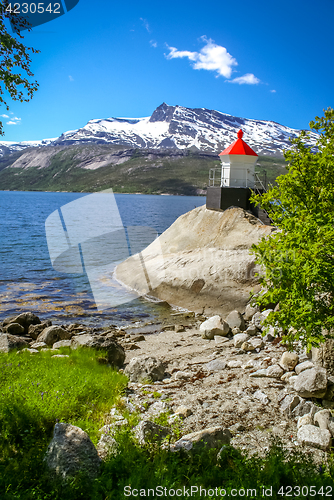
[0, 103, 318, 157]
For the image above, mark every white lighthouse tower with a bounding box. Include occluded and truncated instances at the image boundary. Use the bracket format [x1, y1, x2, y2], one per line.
[218, 129, 258, 188]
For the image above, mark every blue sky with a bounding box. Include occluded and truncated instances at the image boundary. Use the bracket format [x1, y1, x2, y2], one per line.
[1, 0, 333, 142]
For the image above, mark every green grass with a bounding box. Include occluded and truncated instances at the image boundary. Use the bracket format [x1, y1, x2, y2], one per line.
[0, 348, 333, 499]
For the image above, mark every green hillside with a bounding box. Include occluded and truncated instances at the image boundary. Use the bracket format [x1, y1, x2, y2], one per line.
[0, 144, 286, 194]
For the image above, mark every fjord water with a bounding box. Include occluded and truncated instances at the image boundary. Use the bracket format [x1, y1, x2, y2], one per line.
[0, 191, 205, 327]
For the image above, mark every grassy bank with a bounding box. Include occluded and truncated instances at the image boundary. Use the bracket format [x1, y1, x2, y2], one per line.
[0, 348, 333, 499]
[0, 144, 286, 195]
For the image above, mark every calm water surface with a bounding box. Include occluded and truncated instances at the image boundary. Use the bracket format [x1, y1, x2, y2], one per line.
[0, 191, 205, 327]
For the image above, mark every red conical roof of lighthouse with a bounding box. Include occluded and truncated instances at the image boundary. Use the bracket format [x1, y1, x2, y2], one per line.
[219, 129, 258, 157]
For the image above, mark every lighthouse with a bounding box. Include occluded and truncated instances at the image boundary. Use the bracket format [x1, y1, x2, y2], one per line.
[219, 129, 258, 188]
[206, 129, 262, 215]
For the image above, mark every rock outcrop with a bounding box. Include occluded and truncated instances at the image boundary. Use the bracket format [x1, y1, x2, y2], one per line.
[115, 206, 274, 316]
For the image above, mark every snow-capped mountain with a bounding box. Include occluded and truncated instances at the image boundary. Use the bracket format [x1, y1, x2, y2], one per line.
[0, 103, 318, 157]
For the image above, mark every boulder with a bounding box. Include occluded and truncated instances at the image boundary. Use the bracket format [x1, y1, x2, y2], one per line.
[266, 364, 284, 379]
[28, 322, 52, 340]
[314, 410, 331, 430]
[295, 360, 314, 375]
[233, 333, 250, 348]
[171, 426, 231, 452]
[280, 394, 301, 417]
[5, 322, 25, 335]
[125, 356, 164, 383]
[115, 206, 274, 316]
[4, 312, 41, 334]
[225, 310, 245, 332]
[291, 400, 318, 419]
[45, 423, 101, 480]
[37, 326, 71, 346]
[297, 424, 331, 451]
[279, 352, 299, 371]
[0, 333, 30, 353]
[294, 367, 327, 398]
[200, 316, 229, 339]
[244, 303, 260, 321]
[71, 335, 125, 367]
[134, 421, 171, 445]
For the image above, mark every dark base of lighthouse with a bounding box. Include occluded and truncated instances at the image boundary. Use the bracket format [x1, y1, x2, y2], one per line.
[206, 187, 270, 224]
[206, 187, 254, 212]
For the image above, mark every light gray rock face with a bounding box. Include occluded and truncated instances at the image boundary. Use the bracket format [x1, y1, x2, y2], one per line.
[0, 333, 29, 353]
[280, 394, 301, 417]
[53, 340, 72, 349]
[5, 312, 41, 334]
[71, 335, 125, 367]
[294, 367, 328, 398]
[225, 310, 245, 332]
[297, 424, 332, 451]
[45, 423, 101, 480]
[314, 410, 331, 430]
[5, 322, 25, 335]
[134, 420, 171, 445]
[205, 359, 226, 371]
[96, 434, 118, 460]
[312, 339, 334, 376]
[295, 361, 314, 375]
[28, 322, 52, 340]
[171, 426, 231, 452]
[233, 333, 250, 348]
[279, 352, 299, 371]
[125, 356, 165, 383]
[200, 316, 229, 339]
[266, 364, 284, 379]
[244, 303, 260, 321]
[37, 326, 71, 346]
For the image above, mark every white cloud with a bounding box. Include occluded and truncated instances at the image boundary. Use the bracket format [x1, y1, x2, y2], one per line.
[0, 114, 9, 118]
[140, 17, 150, 33]
[270, 89, 276, 93]
[69, 75, 74, 82]
[229, 73, 260, 85]
[166, 37, 237, 78]
[6, 116, 21, 125]
[150, 40, 157, 48]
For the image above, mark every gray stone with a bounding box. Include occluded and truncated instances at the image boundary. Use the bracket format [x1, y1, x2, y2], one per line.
[0, 333, 29, 353]
[295, 361, 314, 375]
[5, 312, 41, 334]
[314, 410, 331, 430]
[147, 401, 170, 416]
[227, 360, 242, 368]
[125, 356, 165, 383]
[294, 367, 327, 398]
[174, 406, 193, 418]
[266, 364, 284, 379]
[253, 390, 270, 405]
[53, 340, 72, 349]
[249, 337, 265, 349]
[241, 341, 255, 352]
[5, 322, 25, 335]
[205, 359, 226, 371]
[297, 414, 313, 429]
[245, 324, 258, 336]
[173, 370, 192, 380]
[281, 372, 295, 382]
[96, 434, 118, 460]
[225, 310, 245, 331]
[231, 327, 241, 335]
[280, 394, 301, 417]
[28, 322, 52, 340]
[200, 316, 229, 339]
[171, 426, 231, 452]
[262, 326, 276, 342]
[297, 424, 331, 451]
[30, 342, 48, 350]
[37, 326, 71, 346]
[244, 303, 260, 321]
[134, 420, 171, 445]
[233, 333, 250, 348]
[279, 352, 299, 371]
[252, 309, 273, 330]
[291, 400, 318, 419]
[250, 369, 268, 377]
[45, 423, 101, 480]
